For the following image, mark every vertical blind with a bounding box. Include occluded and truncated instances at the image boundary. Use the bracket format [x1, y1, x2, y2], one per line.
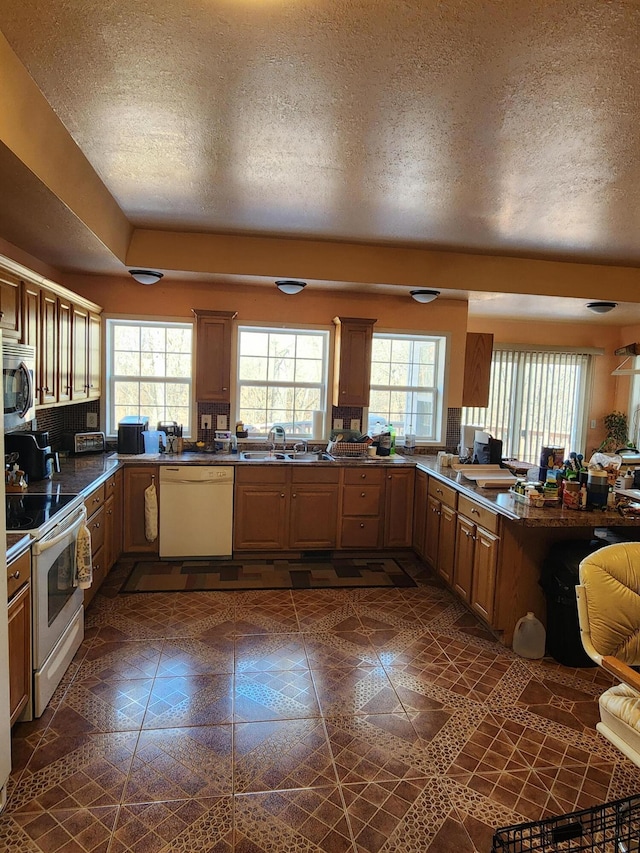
[462, 348, 592, 464]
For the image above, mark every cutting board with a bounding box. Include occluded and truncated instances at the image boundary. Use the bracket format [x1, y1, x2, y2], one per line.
[453, 465, 517, 487]
[475, 476, 517, 488]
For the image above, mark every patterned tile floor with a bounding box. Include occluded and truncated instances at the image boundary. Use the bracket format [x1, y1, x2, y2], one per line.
[3, 557, 638, 852]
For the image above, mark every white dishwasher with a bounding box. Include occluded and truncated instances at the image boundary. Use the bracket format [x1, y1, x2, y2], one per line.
[159, 466, 234, 558]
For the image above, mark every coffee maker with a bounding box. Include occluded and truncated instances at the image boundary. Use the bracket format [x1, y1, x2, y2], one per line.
[5, 430, 60, 481]
[117, 416, 149, 454]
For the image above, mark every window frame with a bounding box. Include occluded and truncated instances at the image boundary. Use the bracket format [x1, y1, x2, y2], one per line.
[104, 315, 195, 438]
[368, 329, 448, 444]
[235, 322, 332, 439]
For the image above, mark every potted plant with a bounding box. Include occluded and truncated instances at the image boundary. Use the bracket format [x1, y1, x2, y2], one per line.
[597, 410, 630, 453]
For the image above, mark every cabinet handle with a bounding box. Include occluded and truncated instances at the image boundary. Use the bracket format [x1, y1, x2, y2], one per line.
[107, 509, 112, 515]
[471, 508, 480, 515]
[93, 497, 100, 503]
[280, 493, 285, 498]
[0, 311, 4, 320]
[222, 387, 228, 391]
[360, 473, 366, 479]
[359, 523, 365, 528]
[436, 488, 443, 495]
[292, 493, 297, 498]
[10, 570, 20, 580]
[94, 522, 100, 529]
[387, 475, 392, 479]
[361, 492, 366, 497]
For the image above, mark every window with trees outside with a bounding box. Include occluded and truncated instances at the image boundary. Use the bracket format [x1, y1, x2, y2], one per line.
[369, 333, 447, 441]
[237, 326, 329, 437]
[106, 319, 193, 436]
[461, 346, 593, 464]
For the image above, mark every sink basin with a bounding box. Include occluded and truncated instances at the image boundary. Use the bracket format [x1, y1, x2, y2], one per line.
[239, 450, 334, 462]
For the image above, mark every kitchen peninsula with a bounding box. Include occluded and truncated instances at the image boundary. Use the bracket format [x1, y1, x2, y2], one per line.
[7, 451, 640, 651]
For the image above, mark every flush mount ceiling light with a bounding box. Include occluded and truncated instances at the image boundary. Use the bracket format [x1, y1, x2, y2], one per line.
[276, 279, 306, 295]
[586, 301, 617, 314]
[129, 269, 164, 285]
[410, 289, 440, 304]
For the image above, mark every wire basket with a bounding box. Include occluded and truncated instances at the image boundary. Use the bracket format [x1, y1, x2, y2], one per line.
[327, 441, 370, 458]
[492, 794, 640, 852]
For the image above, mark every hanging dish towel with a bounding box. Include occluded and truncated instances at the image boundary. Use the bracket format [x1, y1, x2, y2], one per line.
[75, 517, 93, 589]
[145, 480, 158, 542]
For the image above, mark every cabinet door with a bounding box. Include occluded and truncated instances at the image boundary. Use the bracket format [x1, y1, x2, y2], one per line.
[424, 496, 441, 568]
[57, 297, 72, 403]
[332, 316, 376, 406]
[234, 485, 288, 550]
[21, 281, 39, 348]
[438, 505, 457, 586]
[412, 469, 428, 558]
[383, 468, 414, 548]
[454, 516, 475, 602]
[40, 289, 58, 405]
[123, 467, 160, 553]
[105, 471, 123, 570]
[471, 528, 499, 624]
[8, 581, 31, 726]
[289, 484, 338, 549]
[193, 309, 237, 402]
[0, 274, 20, 337]
[71, 305, 89, 399]
[462, 332, 493, 408]
[87, 312, 101, 399]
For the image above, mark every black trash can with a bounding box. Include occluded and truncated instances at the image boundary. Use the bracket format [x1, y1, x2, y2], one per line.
[539, 539, 606, 667]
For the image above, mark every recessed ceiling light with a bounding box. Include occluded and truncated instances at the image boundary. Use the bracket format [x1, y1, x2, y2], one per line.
[586, 301, 617, 314]
[410, 289, 440, 304]
[129, 269, 164, 285]
[276, 279, 306, 295]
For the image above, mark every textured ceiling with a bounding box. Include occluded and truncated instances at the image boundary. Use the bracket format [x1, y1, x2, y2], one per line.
[2, 1, 640, 319]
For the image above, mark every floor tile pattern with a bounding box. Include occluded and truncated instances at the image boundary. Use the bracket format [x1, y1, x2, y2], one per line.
[3, 556, 638, 851]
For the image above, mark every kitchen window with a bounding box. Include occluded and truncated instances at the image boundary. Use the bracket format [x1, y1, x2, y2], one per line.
[369, 333, 447, 441]
[236, 326, 329, 436]
[105, 319, 193, 436]
[462, 346, 594, 464]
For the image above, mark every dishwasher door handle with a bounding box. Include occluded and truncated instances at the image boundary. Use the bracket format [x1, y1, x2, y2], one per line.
[164, 478, 232, 486]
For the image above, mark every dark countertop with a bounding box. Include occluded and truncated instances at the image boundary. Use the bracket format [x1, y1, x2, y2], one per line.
[416, 457, 640, 529]
[7, 532, 32, 564]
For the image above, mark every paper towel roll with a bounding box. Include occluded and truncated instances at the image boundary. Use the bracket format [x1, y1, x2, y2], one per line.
[312, 410, 324, 439]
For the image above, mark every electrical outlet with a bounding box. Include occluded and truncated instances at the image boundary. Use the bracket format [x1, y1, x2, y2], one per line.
[201, 414, 212, 430]
[350, 419, 361, 432]
[216, 414, 228, 430]
[86, 412, 98, 428]
[333, 418, 343, 430]
[590, 419, 597, 429]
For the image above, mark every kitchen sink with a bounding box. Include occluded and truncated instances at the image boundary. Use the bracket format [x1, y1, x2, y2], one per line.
[239, 450, 334, 462]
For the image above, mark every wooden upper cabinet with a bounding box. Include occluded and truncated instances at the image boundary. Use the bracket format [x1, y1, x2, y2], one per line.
[71, 305, 89, 399]
[192, 309, 237, 402]
[40, 289, 58, 405]
[57, 297, 72, 403]
[332, 316, 376, 407]
[462, 332, 493, 408]
[21, 281, 39, 348]
[0, 272, 21, 338]
[87, 312, 101, 399]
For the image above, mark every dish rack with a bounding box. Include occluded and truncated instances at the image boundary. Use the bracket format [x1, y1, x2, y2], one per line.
[492, 793, 640, 851]
[327, 440, 370, 458]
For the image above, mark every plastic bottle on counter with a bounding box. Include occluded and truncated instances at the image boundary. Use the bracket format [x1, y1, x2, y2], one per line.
[512, 612, 546, 659]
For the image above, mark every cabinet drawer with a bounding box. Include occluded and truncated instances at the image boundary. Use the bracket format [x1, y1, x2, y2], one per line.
[428, 478, 458, 509]
[84, 483, 106, 516]
[344, 467, 384, 484]
[340, 517, 381, 548]
[88, 504, 105, 554]
[291, 467, 340, 484]
[458, 495, 499, 534]
[235, 465, 288, 485]
[342, 485, 382, 516]
[7, 550, 31, 600]
[105, 472, 120, 497]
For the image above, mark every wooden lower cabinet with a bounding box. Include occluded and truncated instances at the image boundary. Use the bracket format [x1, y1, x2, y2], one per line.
[84, 484, 106, 608]
[453, 514, 475, 601]
[470, 527, 499, 623]
[384, 468, 414, 548]
[104, 470, 123, 570]
[454, 496, 500, 620]
[412, 468, 428, 557]
[7, 550, 31, 726]
[424, 476, 458, 584]
[438, 505, 457, 586]
[234, 466, 339, 551]
[340, 467, 383, 549]
[123, 466, 159, 554]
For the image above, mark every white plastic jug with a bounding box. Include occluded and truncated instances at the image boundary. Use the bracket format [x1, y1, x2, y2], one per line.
[512, 612, 546, 659]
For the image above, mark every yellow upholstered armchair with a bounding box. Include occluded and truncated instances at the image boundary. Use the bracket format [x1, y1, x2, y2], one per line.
[576, 542, 640, 767]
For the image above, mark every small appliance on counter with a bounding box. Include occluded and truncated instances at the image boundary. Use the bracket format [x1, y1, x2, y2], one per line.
[214, 430, 235, 453]
[159, 421, 183, 453]
[5, 430, 60, 481]
[62, 430, 106, 455]
[117, 416, 149, 454]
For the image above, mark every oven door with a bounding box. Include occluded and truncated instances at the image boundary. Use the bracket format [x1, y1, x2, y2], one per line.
[31, 505, 86, 670]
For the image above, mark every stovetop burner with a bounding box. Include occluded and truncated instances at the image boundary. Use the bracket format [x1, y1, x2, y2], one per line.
[6, 493, 79, 533]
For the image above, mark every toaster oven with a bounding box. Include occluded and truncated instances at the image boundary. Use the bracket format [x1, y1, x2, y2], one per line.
[62, 430, 106, 455]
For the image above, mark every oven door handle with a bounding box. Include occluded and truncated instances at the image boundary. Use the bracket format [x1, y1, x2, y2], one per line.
[32, 506, 87, 555]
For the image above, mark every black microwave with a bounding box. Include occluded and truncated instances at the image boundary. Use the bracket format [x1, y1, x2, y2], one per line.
[3, 342, 36, 431]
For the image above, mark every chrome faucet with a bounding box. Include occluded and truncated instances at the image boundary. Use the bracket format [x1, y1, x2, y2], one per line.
[268, 425, 286, 450]
[293, 440, 308, 455]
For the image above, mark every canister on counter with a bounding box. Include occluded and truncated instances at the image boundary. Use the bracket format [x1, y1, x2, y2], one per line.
[562, 480, 580, 509]
[587, 469, 609, 507]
